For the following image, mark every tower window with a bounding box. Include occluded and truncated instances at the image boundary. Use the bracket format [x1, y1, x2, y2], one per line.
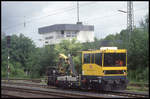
[61, 30, 64, 35]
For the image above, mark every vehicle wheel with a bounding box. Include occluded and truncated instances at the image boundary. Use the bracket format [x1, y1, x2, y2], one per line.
[104, 84, 111, 91]
[122, 84, 127, 90]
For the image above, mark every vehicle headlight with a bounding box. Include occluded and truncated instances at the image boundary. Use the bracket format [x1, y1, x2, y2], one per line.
[82, 71, 84, 75]
[99, 79, 101, 83]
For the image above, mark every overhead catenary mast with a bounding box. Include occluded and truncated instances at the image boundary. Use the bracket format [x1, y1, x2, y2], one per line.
[127, 1, 134, 43]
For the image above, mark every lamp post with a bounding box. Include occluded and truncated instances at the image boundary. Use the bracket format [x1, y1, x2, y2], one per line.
[118, 10, 127, 13]
[118, 9, 129, 47]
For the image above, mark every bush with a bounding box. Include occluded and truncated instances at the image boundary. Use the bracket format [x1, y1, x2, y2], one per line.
[30, 70, 41, 78]
[128, 67, 149, 83]
[142, 67, 149, 82]
[1, 70, 7, 78]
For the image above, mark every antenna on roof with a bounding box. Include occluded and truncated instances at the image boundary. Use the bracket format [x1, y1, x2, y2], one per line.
[76, 2, 82, 25]
[77, 1, 79, 22]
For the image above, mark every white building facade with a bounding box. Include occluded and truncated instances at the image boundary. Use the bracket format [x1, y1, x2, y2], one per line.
[38, 23, 94, 45]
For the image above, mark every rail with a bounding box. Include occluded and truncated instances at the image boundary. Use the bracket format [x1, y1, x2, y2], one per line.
[2, 80, 149, 98]
[108, 90, 149, 98]
[2, 84, 126, 98]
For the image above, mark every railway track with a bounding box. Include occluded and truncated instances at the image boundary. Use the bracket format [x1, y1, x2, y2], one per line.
[104, 90, 149, 98]
[3, 78, 149, 87]
[2, 86, 85, 98]
[2, 78, 42, 83]
[1, 80, 50, 88]
[2, 84, 127, 98]
[81, 88, 149, 98]
[2, 81, 149, 98]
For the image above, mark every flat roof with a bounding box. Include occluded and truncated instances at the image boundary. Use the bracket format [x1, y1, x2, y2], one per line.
[38, 24, 94, 34]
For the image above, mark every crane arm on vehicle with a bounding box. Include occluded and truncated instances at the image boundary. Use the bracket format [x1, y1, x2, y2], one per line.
[59, 54, 68, 60]
[58, 53, 77, 76]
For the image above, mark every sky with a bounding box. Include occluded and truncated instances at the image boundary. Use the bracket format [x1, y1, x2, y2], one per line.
[2, 1, 149, 47]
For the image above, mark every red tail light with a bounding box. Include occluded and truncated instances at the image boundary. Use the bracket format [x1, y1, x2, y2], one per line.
[82, 79, 87, 83]
[56, 80, 58, 84]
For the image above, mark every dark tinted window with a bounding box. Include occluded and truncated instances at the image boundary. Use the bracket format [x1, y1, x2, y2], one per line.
[84, 54, 90, 63]
[61, 30, 64, 34]
[95, 53, 102, 66]
[45, 36, 53, 39]
[104, 70, 125, 74]
[104, 53, 126, 67]
[72, 32, 77, 37]
[66, 32, 71, 37]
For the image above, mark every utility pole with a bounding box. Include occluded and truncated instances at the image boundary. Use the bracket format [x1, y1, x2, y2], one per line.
[127, 1, 134, 43]
[7, 36, 11, 81]
[24, 16, 26, 28]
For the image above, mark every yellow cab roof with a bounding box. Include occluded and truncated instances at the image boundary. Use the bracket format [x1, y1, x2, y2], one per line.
[82, 49, 127, 54]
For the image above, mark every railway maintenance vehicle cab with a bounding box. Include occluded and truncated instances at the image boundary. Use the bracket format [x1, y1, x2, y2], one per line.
[81, 47, 128, 91]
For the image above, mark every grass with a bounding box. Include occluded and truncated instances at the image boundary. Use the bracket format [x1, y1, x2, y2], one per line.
[129, 80, 148, 85]
[39, 78, 47, 84]
[126, 79, 149, 93]
[127, 86, 149, 92]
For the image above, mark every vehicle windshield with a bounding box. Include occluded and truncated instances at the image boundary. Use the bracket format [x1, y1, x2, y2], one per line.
[104, 53, 126, 67]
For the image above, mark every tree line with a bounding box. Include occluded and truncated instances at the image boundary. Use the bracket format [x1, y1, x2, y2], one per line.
[1, 14, 149, 82]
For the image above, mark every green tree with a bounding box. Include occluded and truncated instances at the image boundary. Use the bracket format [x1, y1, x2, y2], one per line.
[38, 45, 57, 76]
[1, 34, 36, 78]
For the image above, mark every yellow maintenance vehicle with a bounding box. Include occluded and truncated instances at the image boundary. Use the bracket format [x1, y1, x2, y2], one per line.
[46, 47, 128, 91]
[81, 47, 128, 90]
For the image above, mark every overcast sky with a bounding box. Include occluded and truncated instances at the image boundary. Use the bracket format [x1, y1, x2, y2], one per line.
[2, 1, 149, 47]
